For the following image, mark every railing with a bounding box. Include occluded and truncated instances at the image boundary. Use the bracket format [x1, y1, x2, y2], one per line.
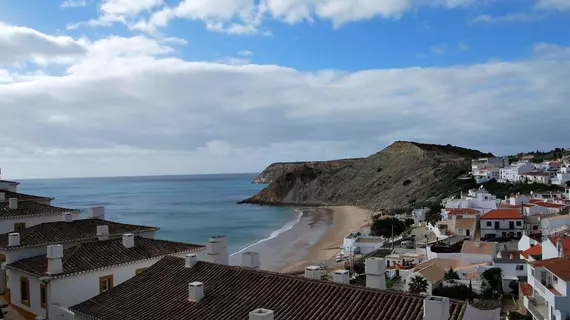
[534, 278, 547, 294]
[526, 298, 546, 320]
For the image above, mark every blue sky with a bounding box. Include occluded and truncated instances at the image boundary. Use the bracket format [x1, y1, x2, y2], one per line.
[0, 0, 569, 178]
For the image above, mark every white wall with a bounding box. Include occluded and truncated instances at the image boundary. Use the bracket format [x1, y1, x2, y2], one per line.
[461, 253, 494, 265]
[0, 182, 18, 192]
[0, 212, 81, 234]
[480, 218, 524, 238]
[6, 269, 45, 317]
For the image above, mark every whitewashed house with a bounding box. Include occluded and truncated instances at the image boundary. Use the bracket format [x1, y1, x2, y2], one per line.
[0, 178, 19, 193]
[445, 208, 479, 238]
[411, 207, 429, 224]
[493, 251, 527, 293]
[498, 162, 534, 183]
[443, 187, 498, 215]
[533, 201, 568, 214]
[525, 257, 570, 320]
[0, 198, 81, 234]
[460, 241, 498, 265]
[551, 165, 570, 186]
[5, 234, 206, 319]
[479, 209, 524, 239]
[541, 216, 570, 235]
[519, 172, 553, 185]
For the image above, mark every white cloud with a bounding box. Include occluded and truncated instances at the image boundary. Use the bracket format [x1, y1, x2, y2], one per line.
[430, 44, 447, 55]
[472, 13, 545, 23]
[2, 25, 570, 179]
[60, 0, 87, 8]
[239, 50, 253, 56]
[0, 23, 86, 66]
[535, 0, 570, 11]
[217, 56, 251, 65]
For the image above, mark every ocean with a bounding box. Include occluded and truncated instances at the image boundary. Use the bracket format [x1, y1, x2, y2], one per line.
[18, 173, 330, 270]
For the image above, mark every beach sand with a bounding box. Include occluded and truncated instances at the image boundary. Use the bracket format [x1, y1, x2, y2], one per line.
[278, 206, 371, 273]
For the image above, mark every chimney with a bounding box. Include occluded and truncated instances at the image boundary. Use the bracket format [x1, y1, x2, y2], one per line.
[423, 296, 450, 320]
[88, 206, 106, 220]
[96, 225, 109, 241]
[8, 233, 20, 246]
[185, 254, 198, 268]
[47, 244, 63, 275]
[8, 198, 17, 209]
[557, 238, 563, 257]
[304, 266, 321, 280]
[209, 236, 229, 265]
[122, 233, 135, 248]
[188, 282, 204, 302]
[365, 258, 386, 290]
[333, 269, 350, 284]
[206, 238, 228, 265]
[249, 308, 274, 320]
[62, 212, 73, 222]
[241, 252, 260, 269]
[0, 192, 5, 201]
[474, 241, 481, 248]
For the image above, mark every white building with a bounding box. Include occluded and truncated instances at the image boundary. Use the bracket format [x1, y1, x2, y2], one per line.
[493, 251, 527, 293]
[472, 157, 509, 173]
[472, 167, 500, 184]
[0, 197, 81, 234]
[520, 172, 553, 185]
[525, 257, 570, 320]
[480, 209, 524, 239]
[460, 241, 498, 265]
[5, 234, 206, 319]
[499, 162, 535, 183]
[551, 165, 570, 186]
[68, 255, 501, 320]
[443, 187, 498, 215]
[411, 207, 429, 224]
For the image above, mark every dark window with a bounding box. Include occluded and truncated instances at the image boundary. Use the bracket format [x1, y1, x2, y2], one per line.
[516, 265, 524, 271]
[486, 221, 491, 227]
[40, 284, 46, 309]
[20, 277, 30, 306]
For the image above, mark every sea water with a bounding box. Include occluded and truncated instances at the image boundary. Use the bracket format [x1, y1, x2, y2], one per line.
[18, 174, 301, 257]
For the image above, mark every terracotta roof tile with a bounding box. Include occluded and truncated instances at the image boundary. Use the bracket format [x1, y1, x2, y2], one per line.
[480, 209, 523, 220]
[549, 236, 570, 255]
[0, 201, 78, 218]
[6, 236, 204, 278]
[530, 257, 570, 281]
[535, 202, 567, 209]
[519, 282, 532, 296]
[0, 218, 158, 250]
[70, 257, 467, 320]
[0, 191, 53, 202]
[447, 208, 479, 215]
[520, 244, 541, 259]
[461, 241, 497, 255]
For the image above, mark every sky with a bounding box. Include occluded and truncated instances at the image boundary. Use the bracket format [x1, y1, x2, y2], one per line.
[0, 0, 570, 179]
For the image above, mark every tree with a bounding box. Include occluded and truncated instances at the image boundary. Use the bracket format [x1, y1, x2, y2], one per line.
[370, 217, 405, 239]
[444, 267, 460, 281]
[481, 268, 503, 299]
[508, 280, 519, 298]
[409, 276, 429, 295]
[432, 284, 478, 301]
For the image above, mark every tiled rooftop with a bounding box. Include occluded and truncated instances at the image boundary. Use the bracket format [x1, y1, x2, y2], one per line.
[7, 236, 204, 278]
[461, 241, 497, 255]
[480, 209, 523, 220]
[70, 256, 468, 320]
[529, 257, 570, 281]
[0, 201, 78, 218]
[0, 218, 158, 250]
[0, 191, 53, 202]
[535, 202, 567, 209]
[447, 208, 479, 215]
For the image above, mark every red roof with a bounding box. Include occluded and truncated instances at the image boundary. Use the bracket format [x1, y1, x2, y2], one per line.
[549, 236, 570, 256]
[480, 209, 523, 220]
[535, 202, 566, 209]
[530, 199, 542, 204]
[498, 203, 518, 208]
[519, 282, 533, 296]
[446, 208, 479, 215]
[520, 244, 541, 259]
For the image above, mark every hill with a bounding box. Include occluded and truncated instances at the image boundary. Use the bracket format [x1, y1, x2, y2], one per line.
[239, 141, 493, 211]
[252, 159, 364, 184]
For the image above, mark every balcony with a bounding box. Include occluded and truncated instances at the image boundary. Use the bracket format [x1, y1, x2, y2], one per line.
[524, 296, 548, 320]
[534, 278, 547, 295]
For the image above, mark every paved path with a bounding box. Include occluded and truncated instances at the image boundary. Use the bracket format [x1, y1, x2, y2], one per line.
[0, 297, 25, 320]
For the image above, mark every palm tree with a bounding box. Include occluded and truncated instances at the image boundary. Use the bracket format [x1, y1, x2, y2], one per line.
[409, 276, 429, 295]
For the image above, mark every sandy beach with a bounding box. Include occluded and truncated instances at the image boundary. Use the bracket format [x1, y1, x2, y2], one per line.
[278, 205, 371, 273]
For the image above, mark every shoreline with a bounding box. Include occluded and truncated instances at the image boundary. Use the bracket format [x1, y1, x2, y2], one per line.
[278, 205, 371, 273]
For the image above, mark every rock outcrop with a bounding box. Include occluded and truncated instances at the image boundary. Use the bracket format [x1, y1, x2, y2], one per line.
[240, 141, 493, 210]
[252, 159, 363, 184]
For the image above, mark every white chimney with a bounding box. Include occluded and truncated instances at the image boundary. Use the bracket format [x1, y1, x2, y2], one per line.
[96, 225, 109, 241]
[423, 296, 450, 320]
[122, 233, 135, 248]
[206, 238, 228, 265]
[249, 308, 274, 320]
[188, 282, 204, 302]
[47, 244, 63, 275]
[365, 258, 386, 290]
[209, 236, 229, 265]
[8, 198, 17, 209]
[0, 192, 5, 201]
[241, 252, 260, 269]
[304, 266, 321, 280]
[88, 206, 105, 220]
[62, 212, 73, 222]
[8, 233, 20, 246]
[333, 269, 350, 284]
[185, 254, 198, 268]
[557, 238, 563, 257]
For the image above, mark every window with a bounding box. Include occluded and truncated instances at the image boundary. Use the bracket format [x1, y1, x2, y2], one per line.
[516, 265, 524, 271]
[517, 232, 522, 237]
[486, 221, 492, 227]
[516, 221, 522, 226]
[14, 222, 25, 231]
[502, 232, 507, 237]
[20, 277, 30, 306]
[554, 276, 558, 283]
[40, 284, 46, 309]
[135, 268, 147, 275]
[531, 268, 535, 277]
[99, 275, 114, 294]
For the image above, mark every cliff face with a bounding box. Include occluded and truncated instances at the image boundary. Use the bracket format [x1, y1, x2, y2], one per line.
[252, 159, 363, 184]
[240, 141, 493, 210]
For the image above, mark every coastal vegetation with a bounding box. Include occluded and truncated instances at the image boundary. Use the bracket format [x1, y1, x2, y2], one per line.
[408, 276, 429, 295]
[370, 217, 405, 239]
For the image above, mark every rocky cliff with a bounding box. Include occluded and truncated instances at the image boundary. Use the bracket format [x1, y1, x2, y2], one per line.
[240, 141, 493, 210]
[252, 159, 363, 184]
